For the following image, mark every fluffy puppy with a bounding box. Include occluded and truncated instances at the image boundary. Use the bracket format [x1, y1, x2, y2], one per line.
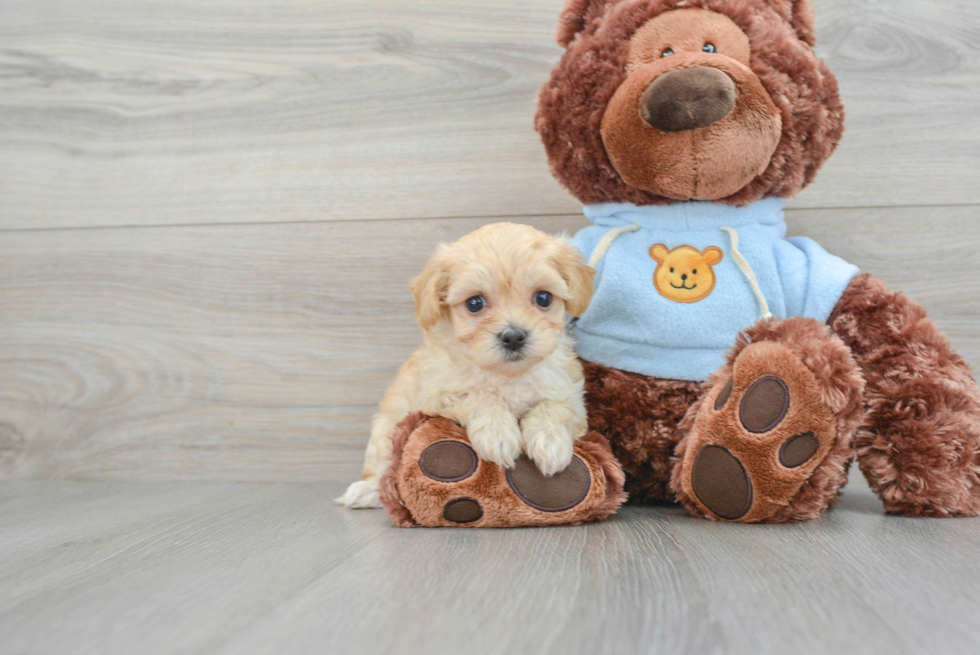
[338, 222, 595, 508]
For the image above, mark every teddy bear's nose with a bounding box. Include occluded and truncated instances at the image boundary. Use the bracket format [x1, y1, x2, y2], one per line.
[641, 66, 737, 132]
[682, 274, 688, 280]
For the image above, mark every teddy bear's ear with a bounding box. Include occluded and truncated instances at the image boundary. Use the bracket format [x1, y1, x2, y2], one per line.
[763, 0, 817, 46]
[556, 0, 606, 48]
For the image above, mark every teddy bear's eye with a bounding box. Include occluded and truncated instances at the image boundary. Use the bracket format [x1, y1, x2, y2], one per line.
[702, 43, 717, 54]
[670, 267, 675, 273]
[661, 48, 675, 58]
[466, 296, 485, 313]
[693, 269, 698, 274]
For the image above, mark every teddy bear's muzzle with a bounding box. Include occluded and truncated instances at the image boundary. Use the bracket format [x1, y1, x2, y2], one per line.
[640, 66, 737, 133]
[600, 55, 782, 201]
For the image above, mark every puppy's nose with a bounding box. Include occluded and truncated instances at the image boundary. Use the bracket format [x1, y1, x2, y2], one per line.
[499, 327, 528, 352]
[641, 66, 736, 132]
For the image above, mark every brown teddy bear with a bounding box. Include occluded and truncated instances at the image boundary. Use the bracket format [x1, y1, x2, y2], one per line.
[380, 0, 980, 525]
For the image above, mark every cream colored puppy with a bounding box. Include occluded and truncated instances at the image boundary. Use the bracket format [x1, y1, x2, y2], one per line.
[338, 222, 595, 509]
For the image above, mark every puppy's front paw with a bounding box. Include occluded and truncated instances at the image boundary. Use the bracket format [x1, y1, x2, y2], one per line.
[469, 419, 523, 469]
[523, 423, 575, 476]
[336, 479, 382, 509]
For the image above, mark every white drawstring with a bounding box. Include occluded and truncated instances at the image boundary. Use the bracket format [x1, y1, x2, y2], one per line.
[721, 226, 772, 320]
[588, 224, 639, 268]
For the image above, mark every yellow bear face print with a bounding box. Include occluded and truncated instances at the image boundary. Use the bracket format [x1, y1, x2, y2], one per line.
[649, 244, 724, 304]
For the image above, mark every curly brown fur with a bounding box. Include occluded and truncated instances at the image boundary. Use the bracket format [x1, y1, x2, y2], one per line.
[573, 431, 631, 521]
[378, 412, 427, 528]
[583, 358, 703, 504]
[830, 274, 980, 518]
[670, 317, 865, 523]
[536, 0, 843, 206]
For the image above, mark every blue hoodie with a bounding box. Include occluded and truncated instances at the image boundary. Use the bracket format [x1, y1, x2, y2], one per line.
[569, 199, 859, 382]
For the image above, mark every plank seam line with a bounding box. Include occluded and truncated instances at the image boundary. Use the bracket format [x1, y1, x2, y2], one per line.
[0, 203, 977, 234]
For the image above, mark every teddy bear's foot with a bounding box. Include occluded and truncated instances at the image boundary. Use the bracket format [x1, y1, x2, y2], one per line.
[378, 413, 627, 528]
[672, 317, 865, 523]
[830, 274, 980, 517]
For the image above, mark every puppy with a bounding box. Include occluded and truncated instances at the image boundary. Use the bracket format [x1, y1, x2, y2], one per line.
[338, 222, 595, 508]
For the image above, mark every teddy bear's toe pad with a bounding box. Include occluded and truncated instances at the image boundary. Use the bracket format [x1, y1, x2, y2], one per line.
[420, 441, 478, 482]
[506, 455, 591, 512]
[739, 376, 790, 432]
[779, 432, 820, 468]
[379, 414, 627, 528]
[691, 445, 752, 520]
[443, 497, 483, 523]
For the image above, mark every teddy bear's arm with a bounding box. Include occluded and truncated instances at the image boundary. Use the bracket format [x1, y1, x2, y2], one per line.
[829, 274, 980, 517]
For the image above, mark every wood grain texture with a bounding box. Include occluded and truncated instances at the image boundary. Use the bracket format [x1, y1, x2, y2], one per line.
[1, 475, 979, 655]
[1, 0, 980, 230]
[1, 207, 977, 481]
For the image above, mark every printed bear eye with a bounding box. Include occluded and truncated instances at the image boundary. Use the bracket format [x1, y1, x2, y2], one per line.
[534, 291, 553, 308]
[661, 48, 675, 58]
[670, 267, 674, 273]
[702, 43, 717, 53]
[466, 296, 485, 313]
[693, 269, 698, 274]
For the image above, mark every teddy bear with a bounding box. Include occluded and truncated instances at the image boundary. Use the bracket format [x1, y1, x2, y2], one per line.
[378, 0, 980, 525]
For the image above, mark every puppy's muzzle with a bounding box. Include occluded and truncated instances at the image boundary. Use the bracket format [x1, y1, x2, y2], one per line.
[498, 327, 528, 354]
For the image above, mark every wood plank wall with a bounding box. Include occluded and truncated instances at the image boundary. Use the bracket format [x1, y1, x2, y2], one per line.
[1, 0, 978, 481]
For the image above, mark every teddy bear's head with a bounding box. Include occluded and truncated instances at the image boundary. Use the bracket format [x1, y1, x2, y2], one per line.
[535, 0, 843, 206]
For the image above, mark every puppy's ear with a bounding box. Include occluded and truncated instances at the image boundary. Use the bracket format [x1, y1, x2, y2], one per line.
[553, 241, 595, 318]
[410, 246, 449, 330]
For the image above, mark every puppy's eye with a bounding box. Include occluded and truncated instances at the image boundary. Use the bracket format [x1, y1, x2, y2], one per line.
[661, 48, 675, 58]
[702, 43, 717, 54]
[465, 296, 485, 313]
[533, 291, 553, 309]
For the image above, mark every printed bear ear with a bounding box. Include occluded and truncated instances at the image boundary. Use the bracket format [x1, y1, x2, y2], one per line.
[701, 247, 724, 266]
[763, 0, 817, 46]
[556, 0, 607, 48]
[650, 244, 670, 263]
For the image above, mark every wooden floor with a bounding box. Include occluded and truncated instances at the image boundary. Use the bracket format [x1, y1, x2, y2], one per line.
[1, 472, 979, 655]
[2, 0, 980, 652]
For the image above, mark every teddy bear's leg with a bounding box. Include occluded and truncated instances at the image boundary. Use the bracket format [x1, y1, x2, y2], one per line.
[829, 274, 980, 517]
[581, 359, 704, 504]
[377, 413, 627, 527]
[671, 317, 866, 523]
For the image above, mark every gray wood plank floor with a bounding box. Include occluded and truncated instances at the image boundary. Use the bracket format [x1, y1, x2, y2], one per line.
[2, 472, 979, 655]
